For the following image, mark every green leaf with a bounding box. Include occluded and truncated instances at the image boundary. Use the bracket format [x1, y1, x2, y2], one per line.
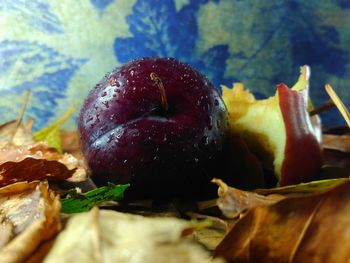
[61, 183, 130, 214]
[33, 105, 76, 152]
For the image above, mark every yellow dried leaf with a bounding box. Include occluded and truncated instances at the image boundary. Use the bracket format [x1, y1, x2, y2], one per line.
[33, 105, 76, 152]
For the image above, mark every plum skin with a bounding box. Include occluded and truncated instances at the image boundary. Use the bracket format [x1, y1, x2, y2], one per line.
[79, 57, 229, 199]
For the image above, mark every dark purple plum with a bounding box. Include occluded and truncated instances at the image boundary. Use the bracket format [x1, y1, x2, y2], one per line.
[79, 57, 229, 199]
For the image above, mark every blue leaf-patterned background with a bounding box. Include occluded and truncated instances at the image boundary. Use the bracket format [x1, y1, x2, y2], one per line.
[0, 0, 349, 129]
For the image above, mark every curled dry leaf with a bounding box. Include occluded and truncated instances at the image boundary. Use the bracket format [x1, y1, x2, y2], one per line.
[0, 142, 87, 187]
[212, 179, 284, 218]
[44, 208, 225, 263]
[0, 181, 61, 263]
[214, 181, 350, 263]
[0, 158, 75, 187]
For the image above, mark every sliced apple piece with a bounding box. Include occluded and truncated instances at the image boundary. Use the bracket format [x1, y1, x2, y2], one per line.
[222, 71, 322, 186]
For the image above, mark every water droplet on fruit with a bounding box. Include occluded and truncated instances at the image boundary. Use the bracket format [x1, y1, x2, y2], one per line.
[87, 115, 93, 122]
[130, 70, 135, 76]
[123, 159, 128, 164]
[194, 158, 199, 163]
[198, 136, 209, 149]
[214, 99, 219, 106]
[153, 156, 159, 161]
[114, 88, 121, 93]
[101, 91, 107, 97]
[102, 101, 109, 108]
[112, 94, 117, 97]
[208, 116, 213, 129]
[132, 87, 136, 92]
[132, 131, 140, 138]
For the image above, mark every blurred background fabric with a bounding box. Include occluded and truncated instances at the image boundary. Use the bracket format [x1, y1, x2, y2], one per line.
[0, 0, 349, 129]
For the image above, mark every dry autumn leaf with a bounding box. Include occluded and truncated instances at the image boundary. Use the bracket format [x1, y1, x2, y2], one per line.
[0, 142, 87, 186]
[214, 181, 350, 263]
[44, 208, 225, 263]
[212, 179, 284, 218]
[0, 181, 61, 263]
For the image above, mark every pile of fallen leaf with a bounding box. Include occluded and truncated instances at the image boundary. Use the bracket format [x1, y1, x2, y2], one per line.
[0, 87, 349, 263]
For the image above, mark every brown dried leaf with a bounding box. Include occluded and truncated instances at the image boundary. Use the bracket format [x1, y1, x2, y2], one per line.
[0, 181, 61, 263]
[0, 142, 87, 186]
[214, 181, 350, 263]
[212, 178, 284, 218]
[44, 208, 225, 263]
[0, 158, 75, 187]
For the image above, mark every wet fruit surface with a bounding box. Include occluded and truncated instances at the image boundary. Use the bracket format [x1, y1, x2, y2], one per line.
[79, 57, 229, 199]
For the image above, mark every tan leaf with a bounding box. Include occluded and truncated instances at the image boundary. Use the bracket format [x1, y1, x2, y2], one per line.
[44, 208, 225, 263]
[214, 181, 350, 263]
[212, 178, 284, 218]
[0, 181, 61, 263]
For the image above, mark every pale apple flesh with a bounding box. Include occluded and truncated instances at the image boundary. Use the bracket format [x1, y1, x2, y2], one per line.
[222, 77, 322, 186]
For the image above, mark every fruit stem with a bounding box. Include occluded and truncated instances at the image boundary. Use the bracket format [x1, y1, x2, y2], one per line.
[150, 72, 169, 112]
